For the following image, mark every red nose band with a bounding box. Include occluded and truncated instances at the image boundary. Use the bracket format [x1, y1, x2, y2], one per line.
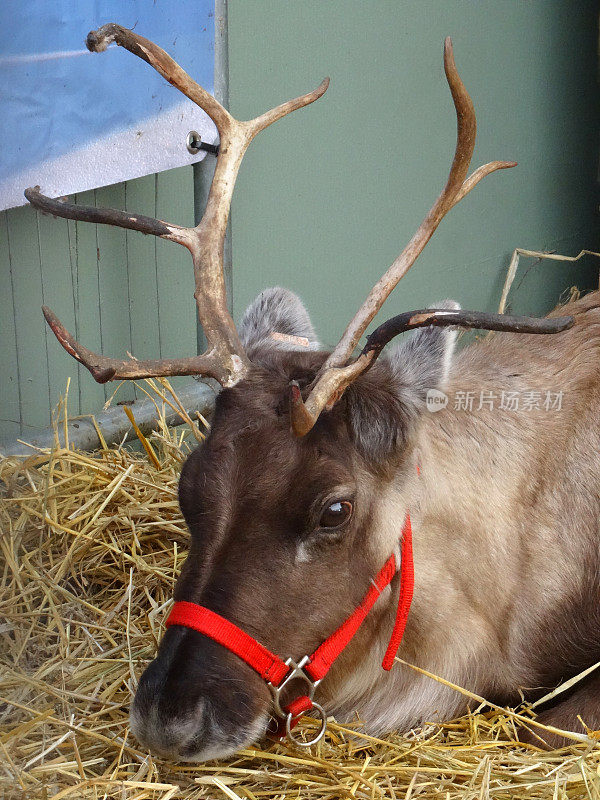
[166, 514, 414, 745]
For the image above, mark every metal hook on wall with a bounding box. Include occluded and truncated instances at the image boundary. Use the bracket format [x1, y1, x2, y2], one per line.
[186, 130, 219, 155]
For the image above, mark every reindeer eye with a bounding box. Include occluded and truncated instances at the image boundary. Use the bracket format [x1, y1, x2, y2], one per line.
[319, 500, 353, 529]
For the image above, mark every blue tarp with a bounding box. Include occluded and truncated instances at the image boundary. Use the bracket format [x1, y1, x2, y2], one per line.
[0, 0, 215, 210]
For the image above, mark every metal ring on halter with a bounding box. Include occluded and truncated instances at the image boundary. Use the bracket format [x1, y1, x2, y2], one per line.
[267, 655, 321, 718]
[285, 701, 327, 746]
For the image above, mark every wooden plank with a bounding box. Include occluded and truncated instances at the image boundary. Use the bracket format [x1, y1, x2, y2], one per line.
[37, 207, 81, 417]
[155, 167, 197, 390]
[5, 204, 51, 434]
[125, 174, 161, 399]
[72, 190, 106, 414]
[0, 211, 22, 442]
[94, 182, 135, 406]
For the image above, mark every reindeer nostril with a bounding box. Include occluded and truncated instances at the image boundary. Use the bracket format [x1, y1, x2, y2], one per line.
[130, 675, 269, 762]
[130, 692, 208, 758]
[130, 631, 269, 761]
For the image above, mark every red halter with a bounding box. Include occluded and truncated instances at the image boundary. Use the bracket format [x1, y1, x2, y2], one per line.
[166, 514, 414, 745]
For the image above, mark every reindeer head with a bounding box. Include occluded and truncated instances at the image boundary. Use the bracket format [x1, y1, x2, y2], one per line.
[27, 25, 572, 761]
[130, 288, 463, 760]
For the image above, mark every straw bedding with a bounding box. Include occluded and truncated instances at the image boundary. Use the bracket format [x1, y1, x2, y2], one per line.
[1, 381, 599, 800]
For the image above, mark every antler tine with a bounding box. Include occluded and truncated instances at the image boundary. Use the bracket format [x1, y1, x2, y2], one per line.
[362, 309, 574, 359]
[291, 37, 518, 436]
[24, 187, 191, 244]
[26, 23, 329, 388]
[85, 24, 234, 133]
[41, 306, 232, 385]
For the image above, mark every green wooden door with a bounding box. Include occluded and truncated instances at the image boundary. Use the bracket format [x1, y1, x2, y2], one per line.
[0, 168, 197, 443]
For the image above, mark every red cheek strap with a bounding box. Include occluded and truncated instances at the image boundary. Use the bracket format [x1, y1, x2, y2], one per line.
[382, 513, 414, 670]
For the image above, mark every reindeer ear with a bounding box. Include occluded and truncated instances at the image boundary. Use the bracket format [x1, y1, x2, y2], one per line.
[238, 287, 320, 353]
[387, 299, 459, 400]
[346, 300, 459, 465]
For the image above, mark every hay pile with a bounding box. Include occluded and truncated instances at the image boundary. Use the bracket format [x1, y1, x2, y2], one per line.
[1, 381, 599, 799]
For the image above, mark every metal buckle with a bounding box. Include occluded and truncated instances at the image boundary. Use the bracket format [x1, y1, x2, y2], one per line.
[267, 656, 327, 746]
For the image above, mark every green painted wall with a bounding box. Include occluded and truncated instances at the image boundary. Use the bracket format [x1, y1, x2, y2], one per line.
[228, 1, 599, 348]
[0, 168, 197, 443]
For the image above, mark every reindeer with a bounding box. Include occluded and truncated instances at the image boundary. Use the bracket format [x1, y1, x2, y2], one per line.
[27, 24, 600, 762]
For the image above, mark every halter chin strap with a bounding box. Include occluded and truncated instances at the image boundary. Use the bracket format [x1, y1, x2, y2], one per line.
[166, 514, 414, 746]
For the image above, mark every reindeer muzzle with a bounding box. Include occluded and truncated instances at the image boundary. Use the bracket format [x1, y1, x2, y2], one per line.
[165, 515, 414, 746]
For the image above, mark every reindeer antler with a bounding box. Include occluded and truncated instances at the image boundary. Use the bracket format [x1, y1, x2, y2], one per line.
[290, 37, 525, 435]
[26, 23, 329, 387]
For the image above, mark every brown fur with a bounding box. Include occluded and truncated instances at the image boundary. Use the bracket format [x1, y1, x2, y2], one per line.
[130, 291, 600, 760]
